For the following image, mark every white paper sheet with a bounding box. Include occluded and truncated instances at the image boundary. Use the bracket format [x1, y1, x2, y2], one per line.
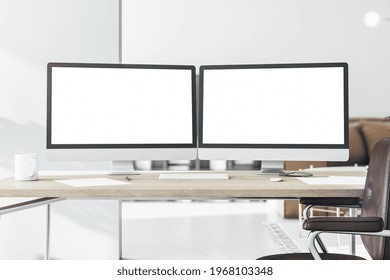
[297, 176, 366, 185]
[55, 178, 130, 187]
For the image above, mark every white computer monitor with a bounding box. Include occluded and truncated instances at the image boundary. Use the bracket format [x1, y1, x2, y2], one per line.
[199, 63, 349, 174]
[47, 63, 197, 174]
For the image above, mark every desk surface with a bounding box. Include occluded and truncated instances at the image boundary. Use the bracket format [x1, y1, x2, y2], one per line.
[0, 170, 365, 199]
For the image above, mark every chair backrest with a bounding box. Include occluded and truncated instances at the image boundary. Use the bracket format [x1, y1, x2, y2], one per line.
[361, 137, 390, 259]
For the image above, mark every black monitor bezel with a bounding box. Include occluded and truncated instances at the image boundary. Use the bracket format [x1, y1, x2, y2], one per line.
[198, 62, 349, 149]
[47, 62, 197, 149]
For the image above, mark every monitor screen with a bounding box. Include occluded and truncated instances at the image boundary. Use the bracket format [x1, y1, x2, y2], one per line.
[199, 63, 349, 173]
[47, 63, 197, 172]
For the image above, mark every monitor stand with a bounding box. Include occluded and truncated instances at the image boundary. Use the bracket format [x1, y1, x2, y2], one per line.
[110, 160, 140, 175]
[256, 160, 284, 175]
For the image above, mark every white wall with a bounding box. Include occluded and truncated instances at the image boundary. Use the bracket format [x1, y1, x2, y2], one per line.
[2, 0, 388, 177]
[0, 0, 119, 259]
[0, 0, 119, 179]
[122, 0, 390, 118]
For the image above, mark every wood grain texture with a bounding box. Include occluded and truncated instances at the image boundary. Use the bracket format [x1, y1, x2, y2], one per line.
[0, 171, 365, 199]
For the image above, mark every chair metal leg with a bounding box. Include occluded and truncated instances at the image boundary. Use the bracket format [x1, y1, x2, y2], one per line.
[308, 231, 322, 260]
[315, 235, 328, 253]
[303, 205, 328, 253]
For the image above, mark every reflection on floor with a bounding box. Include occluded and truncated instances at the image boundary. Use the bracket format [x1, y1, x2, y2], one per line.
[122, 200, 370, 260]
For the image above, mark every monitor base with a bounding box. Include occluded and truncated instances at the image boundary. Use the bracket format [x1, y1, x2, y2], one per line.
[256, 160, 285, 175]
[110, 160, 140, 175]
[279, 171, 313, 177]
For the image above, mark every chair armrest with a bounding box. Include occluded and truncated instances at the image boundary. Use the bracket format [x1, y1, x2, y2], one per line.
[299, 197, 362, 208]
[303, 217, 384, 232]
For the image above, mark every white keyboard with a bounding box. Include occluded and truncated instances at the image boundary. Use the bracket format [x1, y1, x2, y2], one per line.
[159, 173, 229, 180]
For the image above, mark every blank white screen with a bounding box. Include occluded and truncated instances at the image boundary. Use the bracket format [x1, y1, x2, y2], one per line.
[202, 67, 345, 145]
[51, 67, 193, 145]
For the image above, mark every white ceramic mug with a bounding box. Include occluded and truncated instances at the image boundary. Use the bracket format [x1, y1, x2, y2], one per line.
[15, 153, 38, 181]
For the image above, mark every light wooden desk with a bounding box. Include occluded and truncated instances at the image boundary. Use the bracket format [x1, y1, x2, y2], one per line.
[0, 169, 366, 259]
[0, 170, 365, 199]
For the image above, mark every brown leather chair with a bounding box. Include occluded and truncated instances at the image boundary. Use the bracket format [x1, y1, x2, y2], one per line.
[258, 137, 390, 260]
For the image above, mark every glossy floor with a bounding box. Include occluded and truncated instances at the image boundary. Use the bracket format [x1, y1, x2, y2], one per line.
[122, 200, 369, 260]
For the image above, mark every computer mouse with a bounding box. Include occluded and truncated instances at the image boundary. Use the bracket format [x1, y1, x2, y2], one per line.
[270, 177, 283, 182]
